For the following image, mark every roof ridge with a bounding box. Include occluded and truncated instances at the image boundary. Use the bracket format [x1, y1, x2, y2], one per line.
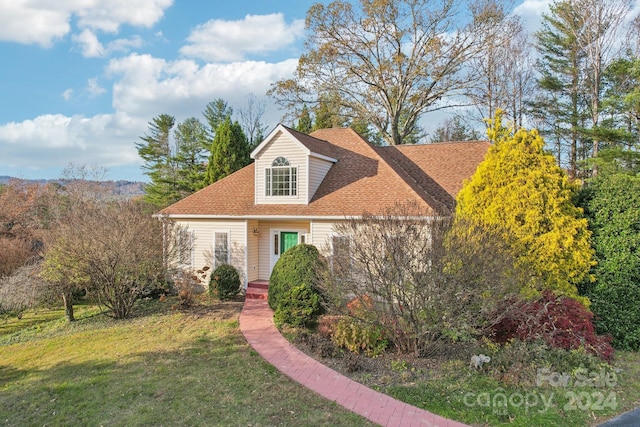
[282, 124, 329, 144]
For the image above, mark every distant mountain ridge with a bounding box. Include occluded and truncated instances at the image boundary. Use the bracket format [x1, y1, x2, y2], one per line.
[0, 176, 146, 199]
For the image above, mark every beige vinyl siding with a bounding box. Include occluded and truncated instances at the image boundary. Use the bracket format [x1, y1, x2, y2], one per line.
[308, 156, 334, 202]
[310, 220, 339, 256]
[246, 219, 260, 283]
[172, 218, 247, 286]
[255, 131, 308, 205]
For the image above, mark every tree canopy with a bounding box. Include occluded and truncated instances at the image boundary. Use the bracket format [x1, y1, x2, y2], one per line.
[456, 112, 595, 304]
[269, 0, 496, 145]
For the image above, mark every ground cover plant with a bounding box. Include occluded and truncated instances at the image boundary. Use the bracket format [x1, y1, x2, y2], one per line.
[291, 325, 640, 427]
[0, 298, 371, 426]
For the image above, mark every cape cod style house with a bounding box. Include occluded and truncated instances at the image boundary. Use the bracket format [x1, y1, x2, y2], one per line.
[159, 124, 490, 288]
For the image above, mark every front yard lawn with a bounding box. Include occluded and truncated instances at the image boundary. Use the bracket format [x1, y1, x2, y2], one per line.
[0, 299, 371, 426]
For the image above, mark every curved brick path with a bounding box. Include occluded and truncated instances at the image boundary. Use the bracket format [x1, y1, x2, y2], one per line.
[239, 298, 469, 427]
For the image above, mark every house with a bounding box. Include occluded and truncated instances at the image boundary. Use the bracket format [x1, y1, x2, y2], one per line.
[159, 124, 490, 288]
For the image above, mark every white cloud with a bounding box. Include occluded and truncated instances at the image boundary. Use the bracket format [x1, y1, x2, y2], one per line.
[180, 13, 305, 62]
[106, 53, 298, 122]
[107, 35, 144, 53]
[62, 89, 74, 101]
[72, 30, 143, 58]
[75, 0, 174, 33]
[0, 0, 173, 47]
[0, 1, 71, 47]
[513, 0, 551, 33]
[0, 50, 299, 177]
[73, 29, 106, 57]
[0, 113, 144, 171]
[87, 78, 106, 97]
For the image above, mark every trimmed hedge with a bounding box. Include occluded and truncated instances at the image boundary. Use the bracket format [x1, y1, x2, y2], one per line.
[268, 243, 325, 326]
[209, 264, 241, 301]
[578, 173, 640, 350]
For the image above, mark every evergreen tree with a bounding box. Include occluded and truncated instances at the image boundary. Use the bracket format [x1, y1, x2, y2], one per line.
[312, 95, 345, 131]
[532, 0, 588, 179]
[203, 118, 251, 185]
[430, 116, 481, 143]
[456, 111, 595, 305]
[296, 104, 313, 134]
[597, 56, 640, 174]
[136, 114, 180, 207]
[174, 117, 208, 194]
[203, 98, 233, 142]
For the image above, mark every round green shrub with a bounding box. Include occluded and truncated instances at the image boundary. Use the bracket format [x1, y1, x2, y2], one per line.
[209, 264, 241, 301]
[268, 243, 325, 325]
[273, 283, 322, 327]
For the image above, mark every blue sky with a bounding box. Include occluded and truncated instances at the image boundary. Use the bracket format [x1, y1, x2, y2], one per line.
[0, 0, 555, 182]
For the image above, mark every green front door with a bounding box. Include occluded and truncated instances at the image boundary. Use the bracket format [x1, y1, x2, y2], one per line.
[280, 232, 298, 254]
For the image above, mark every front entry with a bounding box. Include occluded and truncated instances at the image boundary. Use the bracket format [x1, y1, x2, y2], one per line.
[270, 229, 306, 274]
[280, 232, 298, 254]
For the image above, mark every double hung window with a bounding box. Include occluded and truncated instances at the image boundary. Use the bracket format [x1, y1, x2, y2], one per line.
[266, 157, 297, 196]
[214, 232, 229, 269]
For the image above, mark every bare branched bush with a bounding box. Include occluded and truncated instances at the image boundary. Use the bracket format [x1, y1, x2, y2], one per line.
[0, 262, 54, 320]
[43, 200, 166, 320]
[321, 201, 529, 356]
[172, 268, 208, 306]
[0, 237, 33, 278]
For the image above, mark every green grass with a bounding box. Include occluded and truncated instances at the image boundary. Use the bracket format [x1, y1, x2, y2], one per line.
[0, 299, 372, 426]
[383, 356, 640, 427]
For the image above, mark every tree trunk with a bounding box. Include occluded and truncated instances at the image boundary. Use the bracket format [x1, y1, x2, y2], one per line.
[62, 290, 75, 322]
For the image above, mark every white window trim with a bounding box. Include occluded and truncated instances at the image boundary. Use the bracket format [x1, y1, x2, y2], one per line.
[265, 158, 298, 197]
[177, 229, 195, 268]
[213, 230, 231, 269]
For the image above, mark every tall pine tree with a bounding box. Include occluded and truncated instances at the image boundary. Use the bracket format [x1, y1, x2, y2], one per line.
[532, 0, 588, 179]
[203, 118, 251, 186]
[136, 114, 180, 207]
[174, 117, 209, 194]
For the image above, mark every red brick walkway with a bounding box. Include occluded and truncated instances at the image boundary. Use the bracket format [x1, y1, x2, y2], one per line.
[239, 298, 469, 427]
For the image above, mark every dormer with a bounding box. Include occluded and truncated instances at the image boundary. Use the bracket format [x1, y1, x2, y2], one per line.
[251, 124, 337, 205]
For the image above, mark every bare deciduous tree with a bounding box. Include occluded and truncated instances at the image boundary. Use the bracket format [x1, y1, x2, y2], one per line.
[571, 0, 633, 175]
[239, 93, 269, 148]
[270, 0, 503, 145]
[466, 0, 535, 128]
[0, 262, 54, 320]
[43, 200, 166, 320]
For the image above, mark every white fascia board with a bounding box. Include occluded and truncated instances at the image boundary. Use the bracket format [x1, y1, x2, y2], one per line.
[158, 214, 354, 221]
[309, 151, 337, 163]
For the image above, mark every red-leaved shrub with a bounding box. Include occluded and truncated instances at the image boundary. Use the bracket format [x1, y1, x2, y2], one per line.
[492, 290, 614, 361]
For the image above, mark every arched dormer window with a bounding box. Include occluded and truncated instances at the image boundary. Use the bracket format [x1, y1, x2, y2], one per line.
[266, 157, 297, 196]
